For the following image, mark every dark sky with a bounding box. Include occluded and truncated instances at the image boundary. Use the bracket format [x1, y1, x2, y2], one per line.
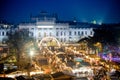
[0, 0, 120, 24]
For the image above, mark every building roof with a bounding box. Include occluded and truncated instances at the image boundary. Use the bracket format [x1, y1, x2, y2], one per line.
[56, 20, 100, 28]
[19, 12, 101, 29]
[0, 23, 13, 29]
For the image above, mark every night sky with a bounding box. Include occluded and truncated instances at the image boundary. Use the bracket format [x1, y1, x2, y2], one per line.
[0, 0, 120, 24]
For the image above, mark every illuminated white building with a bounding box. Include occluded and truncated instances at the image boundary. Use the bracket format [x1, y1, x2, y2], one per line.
[19, 12, 94, 43]
[0, 23, 13, 44]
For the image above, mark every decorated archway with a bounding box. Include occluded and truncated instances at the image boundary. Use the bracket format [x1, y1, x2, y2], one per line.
[38, 37, 61, 47]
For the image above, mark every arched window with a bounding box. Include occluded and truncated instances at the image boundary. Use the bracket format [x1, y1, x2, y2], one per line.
[6, 31, 9, 36]
[81, 31, 84, 35]
[78, 31, 80, 35]
[85, 31, 87, 35]
[2, 32, 4, 36]
[90, 31, 93, 35]
[69, 31, 71, 35]
[74, 31, 76, 35]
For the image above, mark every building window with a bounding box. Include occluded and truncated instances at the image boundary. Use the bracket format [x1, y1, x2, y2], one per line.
[49, 28, 52, 30]
[85, 31, 87, 35]
[31, 28, 34, 30]
[74, 31, 76, 35]
[39, 32, 41, 37]
[6, 31, 9, 36]
[81, 31, 84, 35]
[64, 38, 66, 42]
[2, 32, 4, 36]
[31, 32, 33, 36]
[44, 32, 46, 37]
[38, 28, 41, 30]
[78, 31, 80, 35]
[64, 32, 66, 36]
[61, 32, 63, 36]
[60, 28, 62, 30]
[90, 31, 93, 35]
[56, 32, 59, 36]
[56, 28, 59, 30]
[69, 31, 71, 36]
[43, 28, 47, 30]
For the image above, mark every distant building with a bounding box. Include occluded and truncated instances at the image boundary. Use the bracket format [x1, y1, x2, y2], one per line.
[0, 23, 13, 44]
[18, 12, 94, 43]
[0, 23, 14, 55]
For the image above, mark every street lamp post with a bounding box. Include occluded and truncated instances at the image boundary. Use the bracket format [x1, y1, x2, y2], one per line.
[30, 50, 34, 63]
[27, 49, 34, 77]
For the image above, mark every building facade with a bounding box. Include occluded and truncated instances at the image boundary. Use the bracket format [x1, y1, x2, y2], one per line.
[0, 23, 14, 55]
[19, 12, 94, 43]
[0, 23, 13, 44]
